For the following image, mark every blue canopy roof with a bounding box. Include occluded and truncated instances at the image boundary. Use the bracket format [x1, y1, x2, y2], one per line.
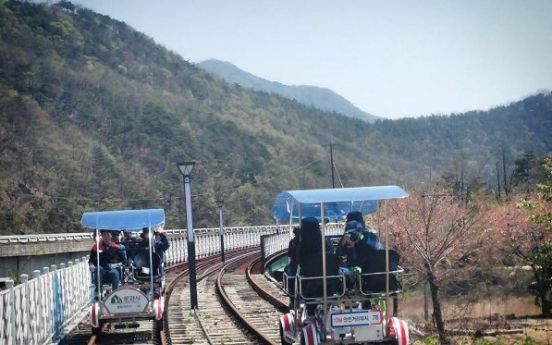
[272, 186, 408, 222]
[81, 209, 165, 231]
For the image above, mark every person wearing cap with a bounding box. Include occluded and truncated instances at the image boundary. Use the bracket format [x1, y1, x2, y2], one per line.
[338, 220, 365, 267]
[336, 221, 377, 293]
[135, 227, 170, 254]
[133, 226, 170, 276]
[89, 230, 123, 293]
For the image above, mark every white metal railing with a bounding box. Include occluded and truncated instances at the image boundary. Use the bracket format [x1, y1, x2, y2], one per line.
[0, 225, 281, 244]
[0, 261, 91, 345]
[0, 233, 92, 244]
[0, 223, 346, 246]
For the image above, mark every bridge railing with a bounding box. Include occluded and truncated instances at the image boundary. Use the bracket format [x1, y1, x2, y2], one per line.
[0, 260, 91, 345]
[259, 223, 345, 270]
[162, 225, 280, 265]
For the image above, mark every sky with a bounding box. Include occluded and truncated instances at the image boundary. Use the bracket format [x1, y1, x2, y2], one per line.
[73, 0, 552, 119]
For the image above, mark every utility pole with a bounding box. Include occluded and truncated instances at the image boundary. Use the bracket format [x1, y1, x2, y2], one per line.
[330, 142, 335, 188]
[323, 142, 340, 188]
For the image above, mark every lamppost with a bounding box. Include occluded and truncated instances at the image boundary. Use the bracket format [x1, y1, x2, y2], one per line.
[216, 193, 225, 262]
[177, 161, 197, 309]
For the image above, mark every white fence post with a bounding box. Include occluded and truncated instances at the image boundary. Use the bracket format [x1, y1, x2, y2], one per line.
[20, 274, 29, 345]
[6, 279, 15, 345]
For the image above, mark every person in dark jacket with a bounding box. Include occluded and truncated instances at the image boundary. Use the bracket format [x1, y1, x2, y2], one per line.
[297, 217, 323, 319]
[122, 231, 139, 266]
[336, 220, 382, 291]
[89, 230, 123, 293]
[134, 226, 170, 276]
[111, 231, 127, 267]
[338, 220, 384, 266]
[284, 227, 301, 305]
[337, 220, 364, 267]
[285, 227, 301, 276]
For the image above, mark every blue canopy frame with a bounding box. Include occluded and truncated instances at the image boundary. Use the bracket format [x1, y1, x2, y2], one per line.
[81, 209, 165, 231]
[272, 186, 408, 222]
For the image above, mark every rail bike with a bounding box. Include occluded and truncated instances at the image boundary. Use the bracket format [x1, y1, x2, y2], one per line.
[274, 186, 411, 345]
[82, 208, 166, 335]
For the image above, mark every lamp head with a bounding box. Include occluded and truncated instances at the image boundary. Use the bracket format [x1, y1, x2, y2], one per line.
[177, 161, 195, 176]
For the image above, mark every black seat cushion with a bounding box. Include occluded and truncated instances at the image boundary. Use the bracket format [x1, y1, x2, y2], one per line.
[360, 249, 401, 293]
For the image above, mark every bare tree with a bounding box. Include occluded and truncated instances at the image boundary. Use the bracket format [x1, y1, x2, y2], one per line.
[484, 156, 552, 317]
[384, 187, 483, 345]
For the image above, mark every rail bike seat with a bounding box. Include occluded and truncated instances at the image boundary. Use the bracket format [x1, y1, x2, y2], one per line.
[359, 249, 402, 296]
[297, 253, 346, 300]
[132, 251, 162, 282]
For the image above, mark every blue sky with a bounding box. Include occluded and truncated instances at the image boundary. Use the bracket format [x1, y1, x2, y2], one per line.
[74, 0, 552, 119]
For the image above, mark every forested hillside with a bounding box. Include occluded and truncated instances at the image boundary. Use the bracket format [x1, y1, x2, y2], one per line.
[0, 1, 550, 235]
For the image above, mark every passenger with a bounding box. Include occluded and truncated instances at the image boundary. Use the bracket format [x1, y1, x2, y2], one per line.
[351, 219, 384, 250]
[297, 217, 323, 320]
[134, 226, 170, 276]
[154, 226, 170, 275]
[284, 227, 301, 305]
[339, 230, 360, 267]
[285, 227, 301, 276]
[123, 231, 133, 241]
[346, 211, 365, 227]
[345, 211, 384, 248]
[122, 231, 139, 266]
[89, 230, 123, 293]
[337, 221, 363, 267]
[338, 220, 380, 292]
[111, 231, 127, 267]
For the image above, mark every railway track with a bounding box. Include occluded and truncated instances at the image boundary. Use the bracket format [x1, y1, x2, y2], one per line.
[164, 251, 255, 344]
[214, 253, 290, 344]
[59, 249, 288, 345]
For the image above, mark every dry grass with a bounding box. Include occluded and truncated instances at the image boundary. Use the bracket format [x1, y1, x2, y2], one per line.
[399, 292, 551, 344]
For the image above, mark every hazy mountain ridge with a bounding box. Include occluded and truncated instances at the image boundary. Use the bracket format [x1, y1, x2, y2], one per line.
[0, 1, 550, 236]
[197, 59, 382, 123]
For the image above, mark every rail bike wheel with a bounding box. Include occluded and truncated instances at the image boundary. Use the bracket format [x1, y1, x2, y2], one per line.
[154, 318, 164, 331]
[91, 320, 104, 337]
[280, 322, 293, 345]
[300, 323, 319, 345]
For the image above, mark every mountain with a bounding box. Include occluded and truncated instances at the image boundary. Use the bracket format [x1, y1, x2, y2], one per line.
[196, 59, 382, 123]
[0, 1, 551, 235]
